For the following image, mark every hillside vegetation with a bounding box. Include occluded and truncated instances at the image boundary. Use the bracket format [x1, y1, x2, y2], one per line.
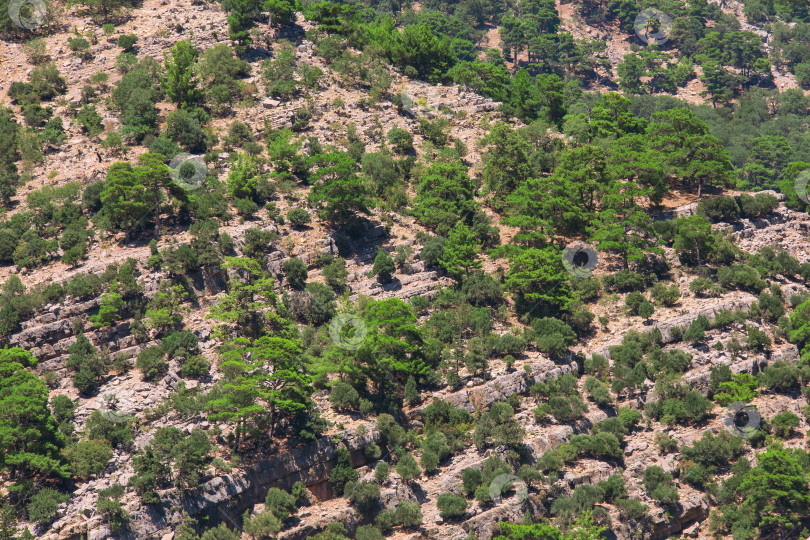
[1, 0, 810, 539]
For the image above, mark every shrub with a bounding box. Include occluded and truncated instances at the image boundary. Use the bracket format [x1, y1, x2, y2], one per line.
[355, 525, 384, 540]
[323, 257, 348, 290]
[345, 481, 380, 515]
[287, 207, 310, 228]
[654, 432, 678, 453]
[615, 497, 648, 520]
[86, 409, 133, 448]
[372, 249, 395, 283]
[265, 488, 296, 520]
[747, 326, 772, 352]
[330, 381, 359, 411]
[374, 461, 389, 484]
[683, 315, 711, 343]
[396, 453, 421, 482]
[714, 373, 759, 406]
[625, 291, 645, 314]
[643, 466, 679, 504]
[67, 439, 113, 479]
[166, 108, 207, 153]
[118, 34, 138, 51]
[697, 196, 740, 222]
[532, 317, 577, 358]
[328, 446, 358, 495]
[651, 283, 680, 306]
[51, 394, 76, 424]
[474, 401, 526, 448]
[602, 269, 645, 292]
[758, 360, 799, 391]
[681, 430, 743, 469]
[683, 464, 710, 489]
[136, 346, 168, 381]
[771, 411, 800, 438]
[283, 257, 308, 289]
[291, 481, 308, 504]
[388, 128, 414, 153]
[436, 493, 467, 519]
[717, 264, 766, 292]
[27, 488, 69, 526]
[739, 193, 778, 219]
[375, 508, 395, 532]
[420, 236, 446, 269]
[584, 376, 612, 407]
[394, 501, 422, 528]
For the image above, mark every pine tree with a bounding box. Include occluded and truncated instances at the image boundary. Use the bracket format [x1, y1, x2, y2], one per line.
[90, 281, 124, 328]
[100, 162, 149, 245]
[0, 348, 68, 479]
[396, 453, 421, 482]
[439, 222, 481, 282]
[404, 376, 418, 406]
[162, 41, 201, 109]
[207, 257, 312, 445]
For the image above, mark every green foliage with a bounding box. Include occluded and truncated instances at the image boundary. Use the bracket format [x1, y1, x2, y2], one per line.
[372, 249, 396, 283]
[374, 461, 389, 484]
[0, 348, 68, 479]
[308, 152, 372, 225]
[136, 346, 168, 381]
[771, 412, 800, 439]
[436, 492, 467, 519]
[328, 445, 358, 495]
[67, 439, 113, 480]
[396, 453, 421, 482]
[532, 317, 576, 358]
[329, 381, 359, 411]
[26, 488, 68, 526]
[345, 480, 380, 515]
[393, 500, 422, 528]
[283, 257, 308, 289]
[714, 373, 760, 406]
[474, 401, 526, 449]
[643, 465, 679, 504]
[645, 379, 713, 426]
[265, 487, 296, 520]
[758, 360, 800, 392]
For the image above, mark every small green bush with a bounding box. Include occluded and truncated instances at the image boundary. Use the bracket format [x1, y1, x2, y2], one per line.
[643, 465, 679, 504]
[27, 488, 69, 526]
[394, 501, 422, 528]
[436, 493, 467, 519]
[265, 487, 296, 520]
[771, 411, 800, 438]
